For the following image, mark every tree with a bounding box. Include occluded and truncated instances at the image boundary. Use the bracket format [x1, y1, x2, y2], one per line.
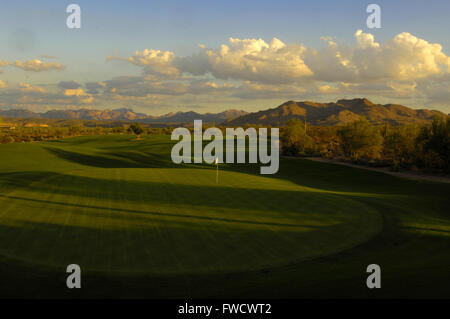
[338, 117, 383, 161]
[281, 118, 315, 155]
[68, 125, 81, 136]
[416, 116, 450, 171]
[383, 124, 419, 167]
[2, 135, 14, 144]
[128, 123, 144, 140]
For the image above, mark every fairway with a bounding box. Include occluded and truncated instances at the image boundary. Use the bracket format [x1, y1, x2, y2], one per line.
[0, 134, 449, 298]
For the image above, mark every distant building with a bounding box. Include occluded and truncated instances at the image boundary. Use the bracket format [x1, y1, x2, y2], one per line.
[0, 123, 16, 130]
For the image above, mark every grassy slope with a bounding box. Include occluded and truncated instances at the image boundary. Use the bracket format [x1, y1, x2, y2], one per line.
[0, 134, 448, 298]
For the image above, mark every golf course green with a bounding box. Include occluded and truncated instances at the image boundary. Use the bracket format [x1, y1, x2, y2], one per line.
[0, 134, 449, 298]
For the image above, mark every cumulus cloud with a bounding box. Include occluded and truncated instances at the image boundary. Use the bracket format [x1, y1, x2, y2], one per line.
[54, 82, 93, 103]
[14, 59, 65, 72]
[0, 81, 94, 109]
[120, 30, 449, 88]
[175, 37, 313, 84]
[97, 30, 450, 109]
[120, 37, 313, 84]
[18, 82, 47, 93]
[127, 49, 180, 77]
[305, 30, 450, 83]
[63, 88, 87, 97]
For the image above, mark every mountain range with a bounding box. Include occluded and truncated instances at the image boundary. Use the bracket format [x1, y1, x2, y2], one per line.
[0, 98, 446, 126]
[225, 98, 446, 126]
[0, 108, 248, 124]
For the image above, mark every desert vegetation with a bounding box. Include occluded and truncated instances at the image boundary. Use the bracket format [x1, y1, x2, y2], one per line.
[281, 116, 450, 173]
[0, 121, 173, 144]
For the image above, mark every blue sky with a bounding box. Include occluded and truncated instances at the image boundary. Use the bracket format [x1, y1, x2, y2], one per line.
[0, 0, 449, 114]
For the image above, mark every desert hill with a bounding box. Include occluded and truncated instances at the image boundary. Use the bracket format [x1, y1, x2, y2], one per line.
[225, 98, 445, 126]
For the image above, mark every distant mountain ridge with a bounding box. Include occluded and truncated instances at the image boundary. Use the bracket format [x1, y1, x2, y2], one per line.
[226, 98, 446, 126]
[0, 107, 248, 124]
[0, 98, 446, 126]
[150, 109, 248, 123]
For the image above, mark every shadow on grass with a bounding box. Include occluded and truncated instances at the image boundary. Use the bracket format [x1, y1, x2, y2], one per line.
[44, 147, 180, 169]
[0, 217, 449, 299]
[1, 165, 390, 214]
[0, 192, 325, 230]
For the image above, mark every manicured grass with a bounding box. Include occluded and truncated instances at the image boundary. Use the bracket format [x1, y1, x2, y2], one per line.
[0, 134, 448, 298]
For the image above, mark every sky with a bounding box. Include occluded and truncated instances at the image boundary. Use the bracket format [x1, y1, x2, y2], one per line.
[0, 0, 449, 115]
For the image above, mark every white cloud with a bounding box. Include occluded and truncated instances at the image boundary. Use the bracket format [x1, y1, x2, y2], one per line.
[63, 88, 87, 97]
[14, 59, 65, 72]
[122, 30, 449, 96]
[175, 37, 313, 84]
[111, 30, 449, 100]
[355, 29, 380, 49]
[306, 30, 450, 83]
[127, 49, 180, 77]
[0, 82, 94, 108]
[97, 30, 450, 109]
